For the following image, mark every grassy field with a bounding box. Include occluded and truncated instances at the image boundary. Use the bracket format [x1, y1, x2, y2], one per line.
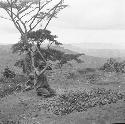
[0, 45, 125, 124]
[0, 67, 125, 123]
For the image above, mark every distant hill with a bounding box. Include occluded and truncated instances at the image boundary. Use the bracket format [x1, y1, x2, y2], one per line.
[78, 55, 107, 68]
[64, 43, 125, 58]
[53, 45, 107, 68]
[51, 45, 79, 54]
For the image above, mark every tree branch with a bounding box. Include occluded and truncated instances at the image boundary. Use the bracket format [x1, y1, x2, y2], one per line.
[31, 1, 64, 67]
[31, 41, 46, 63]
[5, 9, 24, 34]
[17, 2, 34, 16]
[3, 0, 25, 34]
[34, 63, 49, 76]
[31, 0, 62, 30]
[39, 64, 49, 75]
[29, 0, 53, 31]
[47, 41, 54, 49]
[20, 7, 38, 19]
[35, 44, 47, 63]
[44, 7, 57, 30]
[7, 7, 27, 33]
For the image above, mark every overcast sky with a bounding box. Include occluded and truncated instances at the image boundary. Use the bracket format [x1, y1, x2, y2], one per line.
[1, 0, 125, 48]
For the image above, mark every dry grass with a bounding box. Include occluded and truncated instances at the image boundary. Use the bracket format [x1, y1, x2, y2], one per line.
[0, 67, 125, 123]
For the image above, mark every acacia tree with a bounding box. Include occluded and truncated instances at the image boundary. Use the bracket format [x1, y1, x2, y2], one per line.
[14, 44, 84, 73]
[0, 0, 67, 91]
[12, 29, 61, 75]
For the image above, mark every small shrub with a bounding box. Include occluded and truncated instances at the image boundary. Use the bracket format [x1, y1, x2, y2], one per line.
[2, 67, 15, 79]
[100, 58, 125, 73]
[0, 74, 27, 98]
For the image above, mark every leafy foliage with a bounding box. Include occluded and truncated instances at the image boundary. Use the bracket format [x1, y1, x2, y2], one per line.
[35, 48, 84, 67]
[12, 41, 32, 54]
[100, 58, 125, 73]
[58, 53, 84, 68]
[42, 88, 124, 116]
[13, 29, 84, 73]
[14, 52, 32, 75]
[27, 29, 59, 44]
[2, 67, 16, 78]
[0, 74, 27, 98]
[13, 29, 60, 74]
[14, 48, 84, 73]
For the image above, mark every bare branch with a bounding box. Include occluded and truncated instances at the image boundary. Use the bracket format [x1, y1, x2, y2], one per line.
[44, 7, 57, 30]
[5, 8, 24, 34]
[20, 7, 38, 19]
[29, 0, 52, 30]
[35, 45, 47, 63]
[17, 2, 34, 16]
[34, 62, 50, 76]
[30, 0, 64, 31]
[47, 41, 54, 49]
[39, 63, 49, 75]
[6, 0, 10, 5]
[1, 0, 24, 34]
[10, 0, 13, 18]
[16, 20, 24, 33]
[5, 5, 27, 33]
[34, 1, 63, 43]
[31, 40, 46, 63]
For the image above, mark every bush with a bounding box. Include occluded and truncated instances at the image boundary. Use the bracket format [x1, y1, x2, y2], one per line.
[0, 74, 27, 98]
[100, 58, 125, 73]
[0, 84, 17, 98]
[2, 67, 15, 78]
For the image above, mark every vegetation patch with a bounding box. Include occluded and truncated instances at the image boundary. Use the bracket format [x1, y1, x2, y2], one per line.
[100, 58, 125, 73]
[0, 74, 27, 98]
[42, 88, 124, 116]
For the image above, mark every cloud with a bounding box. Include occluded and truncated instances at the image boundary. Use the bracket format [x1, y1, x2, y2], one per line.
[1, 0, 125, 45]
[49, 0, 125, 29]
[0, 19, 18, 34]
[0, 32, 20, 44]
[1, 0, 125, 31]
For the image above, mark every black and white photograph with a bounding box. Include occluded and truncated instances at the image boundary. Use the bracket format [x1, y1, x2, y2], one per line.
[0, 0, 125, 123]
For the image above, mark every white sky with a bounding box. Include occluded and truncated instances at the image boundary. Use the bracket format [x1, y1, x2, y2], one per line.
[1, 0, 125, 48]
